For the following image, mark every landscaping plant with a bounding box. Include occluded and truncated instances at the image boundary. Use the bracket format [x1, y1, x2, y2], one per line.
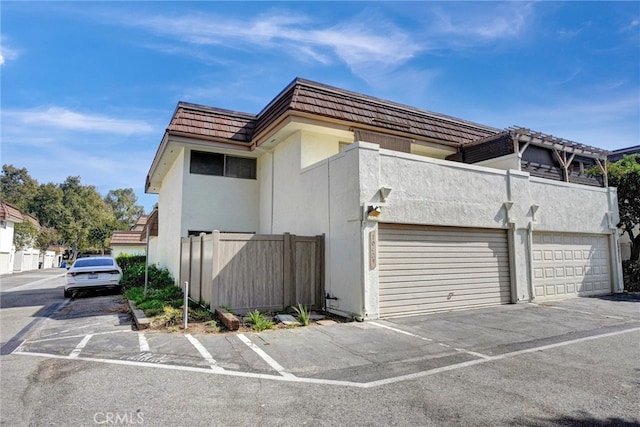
[245, 309, 274, 332]
[292, 303, 310, 326]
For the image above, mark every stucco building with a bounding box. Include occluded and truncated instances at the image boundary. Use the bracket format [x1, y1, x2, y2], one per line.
[146, 78, 623, 319]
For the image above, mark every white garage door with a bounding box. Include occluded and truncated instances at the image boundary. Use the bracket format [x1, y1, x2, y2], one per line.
[532, 233, 611, 299]
[378, 224, 511, 317]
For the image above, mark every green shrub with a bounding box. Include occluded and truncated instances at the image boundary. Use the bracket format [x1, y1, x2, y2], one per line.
[622, 260, 640, 292]
[116, 254, 147, 272]
[293, 303, 310, 326]
[245, 309, 274, 332]
[120, 262, 174, 289]
[151, 306, 183, 328]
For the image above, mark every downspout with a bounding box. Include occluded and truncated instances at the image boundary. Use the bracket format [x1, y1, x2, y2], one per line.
[526, 221, 535, 302]
[526, 203, 539, 302]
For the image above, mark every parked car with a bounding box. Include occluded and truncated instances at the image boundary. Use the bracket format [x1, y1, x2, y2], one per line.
[64, 256, 123, 298]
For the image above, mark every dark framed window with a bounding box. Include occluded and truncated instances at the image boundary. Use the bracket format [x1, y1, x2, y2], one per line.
[190, 151, 223, 176]
[190, 150, 256, 179]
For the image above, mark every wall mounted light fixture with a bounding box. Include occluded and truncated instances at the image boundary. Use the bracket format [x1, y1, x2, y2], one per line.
[367, 205, 382, 217]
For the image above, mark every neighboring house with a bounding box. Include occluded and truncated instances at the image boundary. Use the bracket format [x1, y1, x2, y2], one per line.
[146, 78, 623, 319]
[13, 213, 41, 273]
[109, 215, 148, 258]
[608, 145, 640, 260]
[0, 201, 23, 275]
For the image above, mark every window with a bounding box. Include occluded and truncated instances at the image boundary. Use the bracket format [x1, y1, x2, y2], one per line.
[190, 151, 224, 176]
[190, 151, 256, 179]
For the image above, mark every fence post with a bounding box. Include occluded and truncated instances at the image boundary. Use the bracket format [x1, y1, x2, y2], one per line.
[210, 230, 220, 311]
[183, 281, 189, 330]
[283, 233, 293, 307]
[315, 234, 325, 310]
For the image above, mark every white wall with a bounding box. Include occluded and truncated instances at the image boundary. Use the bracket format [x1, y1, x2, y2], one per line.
[356, 144, 623, 315]
[0, 221, 15, 274]
[157, 147, 185, 281]
[528, 178, 612, 234]
[13, 248, 40, 272]
[259, 131, 364, 318]
[474, 153, 520, 171]
[182, 151, 259, 235]
[41, 250, 57, 268]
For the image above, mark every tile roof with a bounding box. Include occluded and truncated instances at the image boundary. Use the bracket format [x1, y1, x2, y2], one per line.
[167, 103, 255, 145]
[110, 231, 145, 246]
[164, 78, 499, 147]
[255, 78, 499, 145]
[0, 201, 24, 223]
[139, 208, 158, 240]
[131, 215, 148, 231]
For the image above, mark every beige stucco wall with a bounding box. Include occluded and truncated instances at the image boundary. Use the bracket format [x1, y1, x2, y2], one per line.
[183, 148, 260, 235]
[356, 143, 623, 318]
[157, 147, 185, 281]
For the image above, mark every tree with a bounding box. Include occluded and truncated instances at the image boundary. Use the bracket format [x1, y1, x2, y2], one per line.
[87, 223, 112, 255]
[608, 155, 640, 261]
[28, 183, 67, 229]
[104, 188, 144, 230]
[0, 164, 38, 211]
[13, 220, 39, 251]
[59, 176, 116, 254]
[36, 227, 60, 252]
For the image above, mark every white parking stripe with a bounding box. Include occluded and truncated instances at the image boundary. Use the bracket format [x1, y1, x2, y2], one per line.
[369, 321, 491, 360]
[236, 334, 295, 378]
[369, 321, 432, 341]
[535, 304, 627, 320]
[69, 334, 93, 358]
[185, 334, 223, 372]
[138, 333, 149, 352]
[365, 326, 640, 388]
[13, 326, 640, 389]
[21, 330, 128, 344]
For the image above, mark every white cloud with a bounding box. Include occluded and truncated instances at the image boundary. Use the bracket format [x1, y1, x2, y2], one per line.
[3, 107, 154, 134]
[430, 2, 533, 44]
[0, 36, 20, 65]
[122, 10, 422, 77]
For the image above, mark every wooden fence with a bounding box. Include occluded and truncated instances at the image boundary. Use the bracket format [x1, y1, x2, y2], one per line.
[180, 232, 324, 314]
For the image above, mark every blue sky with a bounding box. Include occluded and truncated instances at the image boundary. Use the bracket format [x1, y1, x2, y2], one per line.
[2, 2, 639, 212]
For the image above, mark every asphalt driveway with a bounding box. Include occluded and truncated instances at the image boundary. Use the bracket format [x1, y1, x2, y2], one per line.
[13, 293, 640, 388]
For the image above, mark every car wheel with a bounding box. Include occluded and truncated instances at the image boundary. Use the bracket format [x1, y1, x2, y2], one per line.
[64, 289, 72, 298]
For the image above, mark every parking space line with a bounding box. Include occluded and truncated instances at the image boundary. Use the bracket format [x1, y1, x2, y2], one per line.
[534, 303, 626, 320]
[369, 321, 491, 360]
[20, 330, 128, 344]
[365, 326, 640, 388]
[69, 334, 93, 358]
[185, 334, 224, 372]
[138, 333, 149, 352]
[13, 326, 640, 389]
[236, 334, 295, 378]
[369, 321, 432, 341]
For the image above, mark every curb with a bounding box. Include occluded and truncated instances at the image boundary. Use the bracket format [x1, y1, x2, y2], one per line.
[128, 300, 150, 330]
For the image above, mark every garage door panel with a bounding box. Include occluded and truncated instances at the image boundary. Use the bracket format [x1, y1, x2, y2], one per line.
[380, 271, 510, 281]
[380, 275, 510, 289]
[532, 232, 611, 300]
[380, 294, 511, 316]
[378, 225, 511, 317]
[380, 283, 510, 298]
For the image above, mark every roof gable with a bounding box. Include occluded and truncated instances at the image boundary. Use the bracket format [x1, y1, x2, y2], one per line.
[0, 201, 25, 223]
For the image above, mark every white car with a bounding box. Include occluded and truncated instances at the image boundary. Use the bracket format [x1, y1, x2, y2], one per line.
[64, 256, 123, 298]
